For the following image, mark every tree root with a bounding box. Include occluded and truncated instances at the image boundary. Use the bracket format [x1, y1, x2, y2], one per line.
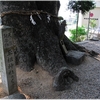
[63, 35, 99, 57]
[53, 67, 79, 91]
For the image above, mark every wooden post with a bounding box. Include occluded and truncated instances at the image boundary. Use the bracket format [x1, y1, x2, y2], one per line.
[0, 25, 18, 95]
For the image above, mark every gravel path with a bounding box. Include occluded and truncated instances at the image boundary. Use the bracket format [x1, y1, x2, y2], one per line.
[77, 40, 100, 54]
[0, 40, 100, 99]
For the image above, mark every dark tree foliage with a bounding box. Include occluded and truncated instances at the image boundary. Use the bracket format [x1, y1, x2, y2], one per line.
[68, 1, 96, 14]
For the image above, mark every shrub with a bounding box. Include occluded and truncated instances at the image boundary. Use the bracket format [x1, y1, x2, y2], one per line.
[69, 26, 87, 42]
[90, 19, 96, 29]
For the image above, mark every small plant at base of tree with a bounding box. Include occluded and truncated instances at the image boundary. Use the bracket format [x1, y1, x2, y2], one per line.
[69, 26, 87, 42]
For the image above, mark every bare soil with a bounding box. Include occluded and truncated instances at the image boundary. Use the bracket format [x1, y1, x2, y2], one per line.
[0, 40, 100, 99]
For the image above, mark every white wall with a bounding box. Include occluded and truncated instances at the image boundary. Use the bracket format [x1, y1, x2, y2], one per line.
[82, 8, 100, 28]
[96, 1, 100, 7]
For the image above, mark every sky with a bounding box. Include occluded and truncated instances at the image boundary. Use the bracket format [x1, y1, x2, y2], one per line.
[58, 0, 76, 20]
[58, 0, 69, 19]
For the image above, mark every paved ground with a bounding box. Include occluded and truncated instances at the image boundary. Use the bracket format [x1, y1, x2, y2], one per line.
[0, 40, 100, 99]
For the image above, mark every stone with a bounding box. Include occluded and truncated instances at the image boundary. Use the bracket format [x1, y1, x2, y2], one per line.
[0, 25, 18, 95]
[3, 92, 26, 99]
[90, 36, 99, 41]
[65, 50, 85, 65]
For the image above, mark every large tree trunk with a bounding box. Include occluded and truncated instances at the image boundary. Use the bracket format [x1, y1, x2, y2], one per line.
[0, 1, 97, 91]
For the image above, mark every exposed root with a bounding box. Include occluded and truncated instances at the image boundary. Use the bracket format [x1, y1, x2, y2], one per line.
[53, 67, 79, 91]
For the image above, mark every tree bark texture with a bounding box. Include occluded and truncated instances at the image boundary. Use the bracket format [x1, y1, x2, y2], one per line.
[0, 1, 95, 91]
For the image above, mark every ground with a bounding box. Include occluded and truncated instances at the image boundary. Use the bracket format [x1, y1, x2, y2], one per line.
[0, 40, 100, 99]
